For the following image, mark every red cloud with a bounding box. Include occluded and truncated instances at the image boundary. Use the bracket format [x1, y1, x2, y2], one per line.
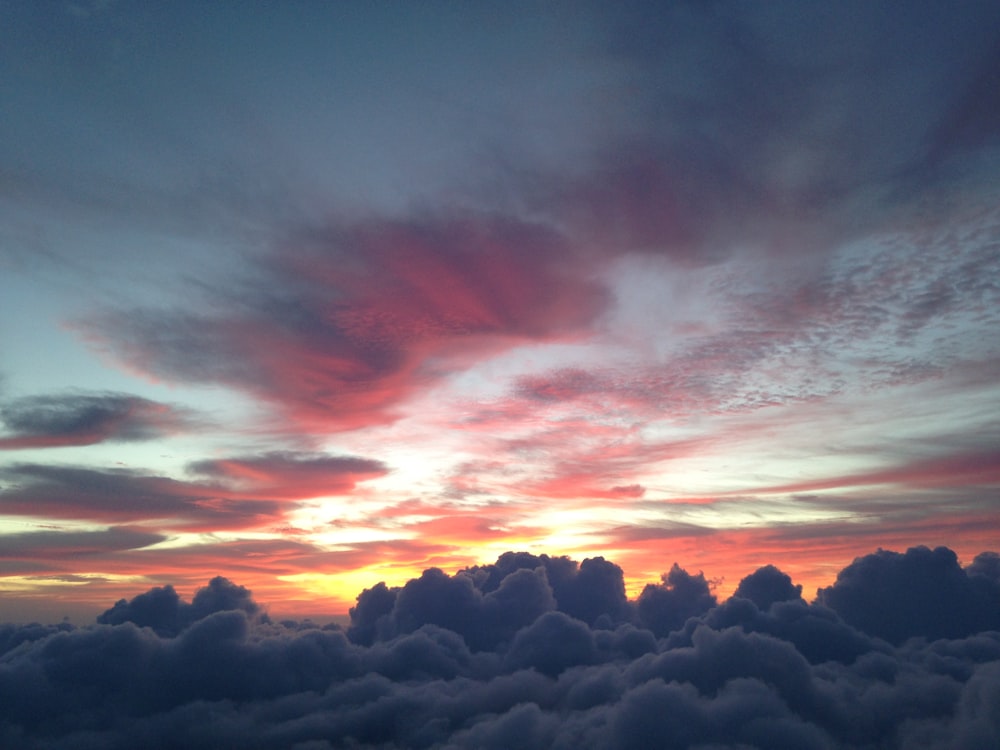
[84, 214, 610, 433]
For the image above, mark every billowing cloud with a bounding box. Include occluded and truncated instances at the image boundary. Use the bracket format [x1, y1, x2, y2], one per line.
[2, 545, 999, 749]
[97, 576, 261, 636]
[817, 546, 1000, 644]
[733, 564, 804, 611]
[348, 553, 630, 650]
[0, 392, 199, 449]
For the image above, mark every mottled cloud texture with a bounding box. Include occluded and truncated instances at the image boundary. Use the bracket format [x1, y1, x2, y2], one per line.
[2, 546, 1000, 749]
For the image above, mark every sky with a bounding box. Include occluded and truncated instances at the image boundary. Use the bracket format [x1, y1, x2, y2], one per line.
[1, 0, 1000, 625]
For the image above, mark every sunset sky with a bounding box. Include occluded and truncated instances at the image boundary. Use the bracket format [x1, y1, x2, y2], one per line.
[2, 0, 999, 623]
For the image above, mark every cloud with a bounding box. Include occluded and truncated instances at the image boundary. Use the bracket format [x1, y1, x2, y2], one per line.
[753, 448, 1000, 496]
[0, 463, 283, 530]
[2, 546, 1000, 749]
[347, 554, 630, 652]
[69, 0, 999, 443]
[574, 2, 1000, 253]
[0, 527, 164, 560]
[82, 214, 611, 433]
[0, 392, 199, 449]
[97, 576, 261, 636]
[733, 564, 804, 611]
[0, 527, 164, 577]
[0, 449, 384, 530]
[188, 452, 388, 499]
[817, 545, 1000, 644]
[635, 563, 718, 638]
[506, 610, 596, 676]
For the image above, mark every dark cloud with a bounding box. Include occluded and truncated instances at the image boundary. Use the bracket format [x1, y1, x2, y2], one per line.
[0, 392, 200, 449]
[2, 546, 1000, 748]
[97, 576, 261, 637]
[967, 551, 1000, 585]
[635, 563, 718, 638]
[0, 527, 165, 560]
[0, 526, 165, 583]
[346, 555, 627, 653]
[0, 621, 74, 658]
[0, 449, 383, 529]
[734, 564, 804, 611]
[506, 610, 596, 677]
[665, 597, 880, 668]
[817, 545, 1000, 644]
[0, 463, 283, 529]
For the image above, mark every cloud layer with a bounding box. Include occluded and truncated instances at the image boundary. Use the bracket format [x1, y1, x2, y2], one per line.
[2, 545, 999, 749]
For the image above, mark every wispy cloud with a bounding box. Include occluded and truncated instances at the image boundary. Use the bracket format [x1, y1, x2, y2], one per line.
[81, 215, 610, 432]
[0, 449, 385, 530]
[0, 392, 200, 449]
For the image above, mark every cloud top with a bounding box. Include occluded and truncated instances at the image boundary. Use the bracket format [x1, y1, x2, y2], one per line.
[2, 545, 999, 748]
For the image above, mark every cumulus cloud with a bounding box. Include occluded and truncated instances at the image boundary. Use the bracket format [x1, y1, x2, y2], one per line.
[636, 563, 718, 638]
[817, 545, 1000, 644]
[347, 553, 629, 652]
[2, 546, 999, 749]
[0, 392, 199, 449]
[733, 564, 804, 611]
[97, 576, 261, 636]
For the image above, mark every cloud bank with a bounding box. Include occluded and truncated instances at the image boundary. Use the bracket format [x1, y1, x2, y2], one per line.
[2, 545, 998, 749]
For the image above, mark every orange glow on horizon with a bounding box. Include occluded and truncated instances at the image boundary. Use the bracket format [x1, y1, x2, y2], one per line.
[8, 506, 996, 625]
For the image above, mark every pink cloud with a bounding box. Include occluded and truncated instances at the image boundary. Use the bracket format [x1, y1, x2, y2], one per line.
[189, 452, 387, 499]
[84, 214, 610, 433]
